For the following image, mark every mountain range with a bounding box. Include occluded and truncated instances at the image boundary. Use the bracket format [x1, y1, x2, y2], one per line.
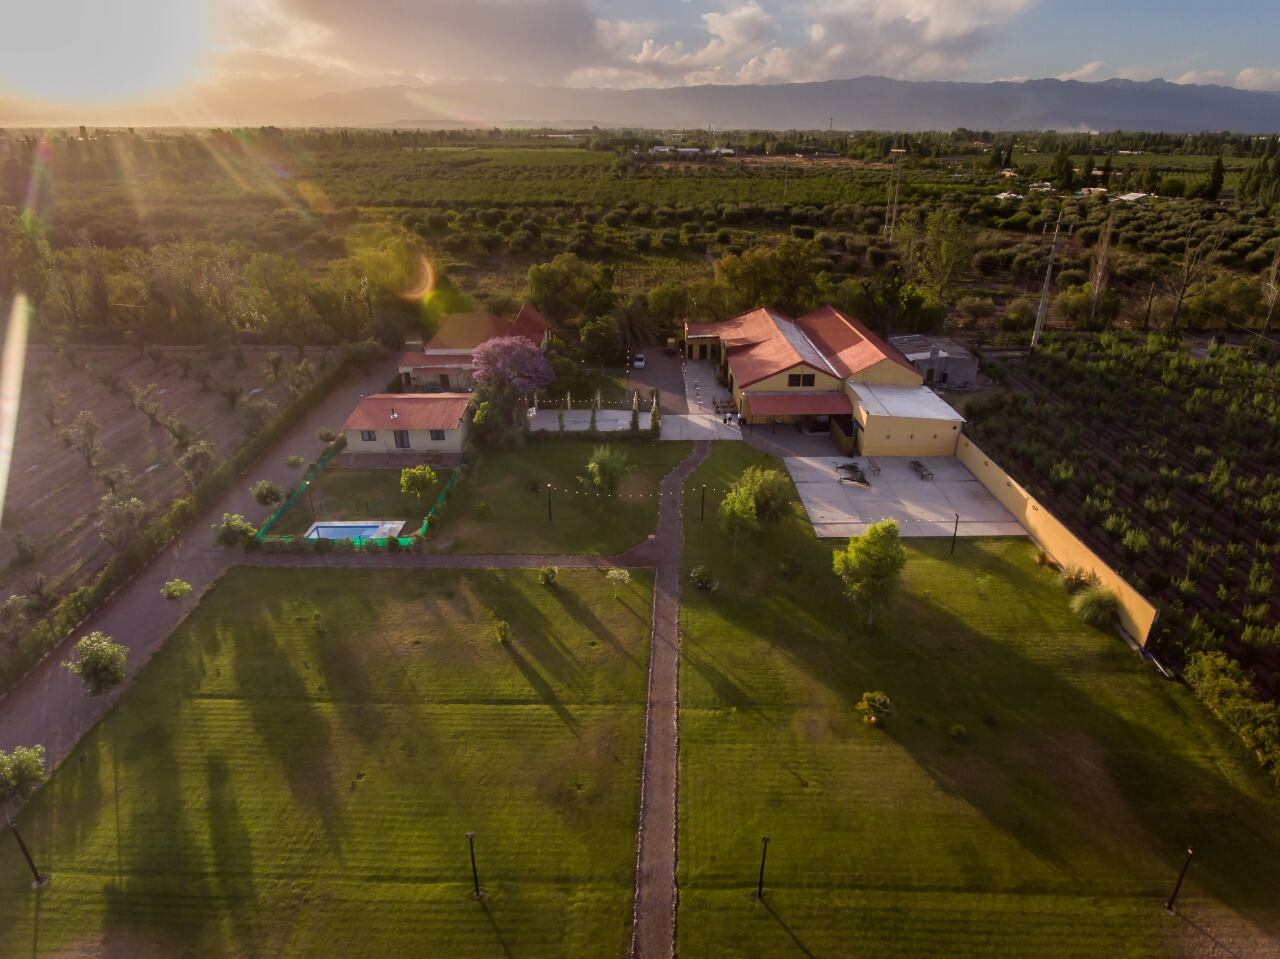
[4, 76, 1280, 132]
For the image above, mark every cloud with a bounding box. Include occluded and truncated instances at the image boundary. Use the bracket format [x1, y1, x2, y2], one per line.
[1057, 60, 1104, 82]
[1175, 67, 1280, 91]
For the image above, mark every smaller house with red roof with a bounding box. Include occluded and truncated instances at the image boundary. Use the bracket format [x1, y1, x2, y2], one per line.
[685, 305, 963, 457]
[343, 393, 471, 457]
[399, 305, 549, 391]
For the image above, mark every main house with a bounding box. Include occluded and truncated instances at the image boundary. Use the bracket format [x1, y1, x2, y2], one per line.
[398, 304, 549, 391]
[685, 305, 963, 457]
[343, 393, 471, 459]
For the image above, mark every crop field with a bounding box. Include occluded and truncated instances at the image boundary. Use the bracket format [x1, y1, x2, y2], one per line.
[0, 566, 654, 957]
[435, 438, 692, 555]
[676, 443, 1280, 958]
[967, 333, 1280, 692]
[1, 345, 336, 602]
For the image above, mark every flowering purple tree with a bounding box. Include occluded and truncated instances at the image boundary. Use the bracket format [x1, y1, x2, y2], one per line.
[472, 336, 554, 401]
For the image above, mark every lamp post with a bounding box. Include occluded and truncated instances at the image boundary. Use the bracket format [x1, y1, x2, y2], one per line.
[305, 479, 316, 521]
[700, 484, 706, 522]
[465, 831, 481, 899]
[950, 512, 960, 555]
[4, 811, 48, 888]
[546, 483, 553, 523]
[756, 836, 770, 900]
[1163, 847, 1194, 914]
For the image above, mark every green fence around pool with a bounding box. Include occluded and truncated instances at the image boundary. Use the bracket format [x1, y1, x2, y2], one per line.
[256, 456, 461, 548]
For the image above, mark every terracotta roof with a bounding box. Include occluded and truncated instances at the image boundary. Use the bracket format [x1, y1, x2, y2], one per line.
[343, 394, 470, 433]
[687, 308, 837, 388]
[745, 392, 853, 417]
[398, 354, 472, 371]
[423, 305, 548, 352]
[795, 306, 920, 380]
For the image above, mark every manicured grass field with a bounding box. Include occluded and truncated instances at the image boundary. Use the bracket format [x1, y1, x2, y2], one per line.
[437, 438, 692, 555]
[0, 567, 654, 957]
[269, 468, 446, 536]
[677, 444, 1280, 958]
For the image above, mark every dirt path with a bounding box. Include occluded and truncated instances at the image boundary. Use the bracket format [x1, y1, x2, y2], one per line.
[0, 356, 399, 762]
[630, 440, 710, 958]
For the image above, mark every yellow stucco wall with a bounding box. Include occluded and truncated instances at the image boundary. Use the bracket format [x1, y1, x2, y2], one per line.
[856, 415, 961, 456]
[344, 423, 468, 454]
[737, 366, 844, 417]
[852, 358, 925, 387]
[957, 436, 1158, 644]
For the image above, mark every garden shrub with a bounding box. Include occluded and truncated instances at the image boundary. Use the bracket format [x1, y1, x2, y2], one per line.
[690, 565, 716, 591]
[1071, 586, 1118, 627]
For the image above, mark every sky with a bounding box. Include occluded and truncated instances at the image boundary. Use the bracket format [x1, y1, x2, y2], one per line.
[2, 0, 1279, 116]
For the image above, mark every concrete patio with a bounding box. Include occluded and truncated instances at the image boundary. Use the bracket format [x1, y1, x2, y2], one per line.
[659, 357, 741, 441]
[784, 454, 1027, 539]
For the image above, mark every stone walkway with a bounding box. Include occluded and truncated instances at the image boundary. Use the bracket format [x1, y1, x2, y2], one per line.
[630, 440, 709, 958]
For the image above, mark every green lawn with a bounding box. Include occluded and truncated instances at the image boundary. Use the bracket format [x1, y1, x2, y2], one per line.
[436, 438, 692, 555]
[0, 566, 654, 958]
[677, 444, 1280, 958]
[269, 468, 445, 536]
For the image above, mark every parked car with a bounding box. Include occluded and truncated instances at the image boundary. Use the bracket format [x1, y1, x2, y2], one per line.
[633, 352, 647, 369]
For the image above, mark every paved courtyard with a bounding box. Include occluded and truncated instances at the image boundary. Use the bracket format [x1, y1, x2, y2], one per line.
[661, 357, 741, 441]
[785, 454, 1027, 539]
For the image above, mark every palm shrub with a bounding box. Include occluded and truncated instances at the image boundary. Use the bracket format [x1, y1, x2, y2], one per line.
[1058, 567, 1096, 594]
[1071, 585, 1119, 627]
[1121, 527, 1150, 558]
[1102, 512, 1130, 540]
[855, 691, 894, 726]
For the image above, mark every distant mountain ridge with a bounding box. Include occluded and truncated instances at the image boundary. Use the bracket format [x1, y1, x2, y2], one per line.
[5, 76, 1280, 132]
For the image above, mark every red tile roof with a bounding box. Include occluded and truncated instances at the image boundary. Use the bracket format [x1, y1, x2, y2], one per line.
[795, 305, 919, 379]
[343, 394, 470, 433]
[745, 392, 853, 417]
[423, 305, 549, 352]
[687, 308, 837, 388]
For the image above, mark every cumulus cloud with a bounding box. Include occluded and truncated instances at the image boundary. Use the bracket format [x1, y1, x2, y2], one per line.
[1057, 60, 1104, 82]
[1175, 67, 1280, 91]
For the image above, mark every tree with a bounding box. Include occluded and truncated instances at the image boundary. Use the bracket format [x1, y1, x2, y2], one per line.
[832, 519, 907, 625]
[580, 315, 623, 364]
[718, 483, 759, 553]
[178, 439, 215, 486]
[1260, 243, 1280, 339]
[0, 745, 48, 886]
[97, 492, 147, 550]
[915, 208, 970, 302]
[60, 410, 101, 468]
[606, 568, 631, 599]
[63, 631, 128, 696]
[1087, 210, 1116, 329]
[212, 513, 256, 548]
[471, 336, 554, 425]
[1205, 155, 1225, 201]
[855, 691, 894, 726]
[735, 466, 791, 523]
[526, 253, 609, 322]
[161, 579, 193, 601]
[0, 594, 29, 649]
[400, 464, 439, 503]
[0, 207, 48, 303]
[251, 479, 284, 506]
[586, 446, 628, 495]
[1164, 225, 1227, 328]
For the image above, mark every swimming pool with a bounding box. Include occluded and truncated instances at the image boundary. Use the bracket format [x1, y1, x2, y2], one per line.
[303, 520, 405, 540]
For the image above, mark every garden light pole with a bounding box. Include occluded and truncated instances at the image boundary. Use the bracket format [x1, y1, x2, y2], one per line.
[1163, 847, 1194, 914]
[4, 811, 47, 888]
[756, 836, 770, 900]
[546, 483, 553, 523]
[465, 831, 481, 899]
[305, 479, 316, 521]
[700, 484, 706, 521]
[951, 513, 960, 555]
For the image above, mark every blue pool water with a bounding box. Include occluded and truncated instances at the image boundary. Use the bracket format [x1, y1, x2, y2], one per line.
[307, 523, 382, 540]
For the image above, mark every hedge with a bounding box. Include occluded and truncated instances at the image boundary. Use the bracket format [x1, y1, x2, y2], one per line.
[1, 341, 385, 696]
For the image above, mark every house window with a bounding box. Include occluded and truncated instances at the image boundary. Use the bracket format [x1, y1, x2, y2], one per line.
[394, 430, 410, 449]
[801, 373, 815, 387]
[925, 368, 935, 383]
[788, 373, 801, 387]
[438, 374, 450, 388]
[360, 430, 376, 442]
[430, 429, 446, 441]
[939, 371, 949, 384]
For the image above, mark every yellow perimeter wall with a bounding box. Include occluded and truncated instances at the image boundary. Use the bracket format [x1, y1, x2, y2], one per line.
[957, 436, 1159, 644]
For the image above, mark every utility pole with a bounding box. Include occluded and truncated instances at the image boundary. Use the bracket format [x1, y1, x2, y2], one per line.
[1031, 210, 1067, 350]
[756, 836, 771, 900]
